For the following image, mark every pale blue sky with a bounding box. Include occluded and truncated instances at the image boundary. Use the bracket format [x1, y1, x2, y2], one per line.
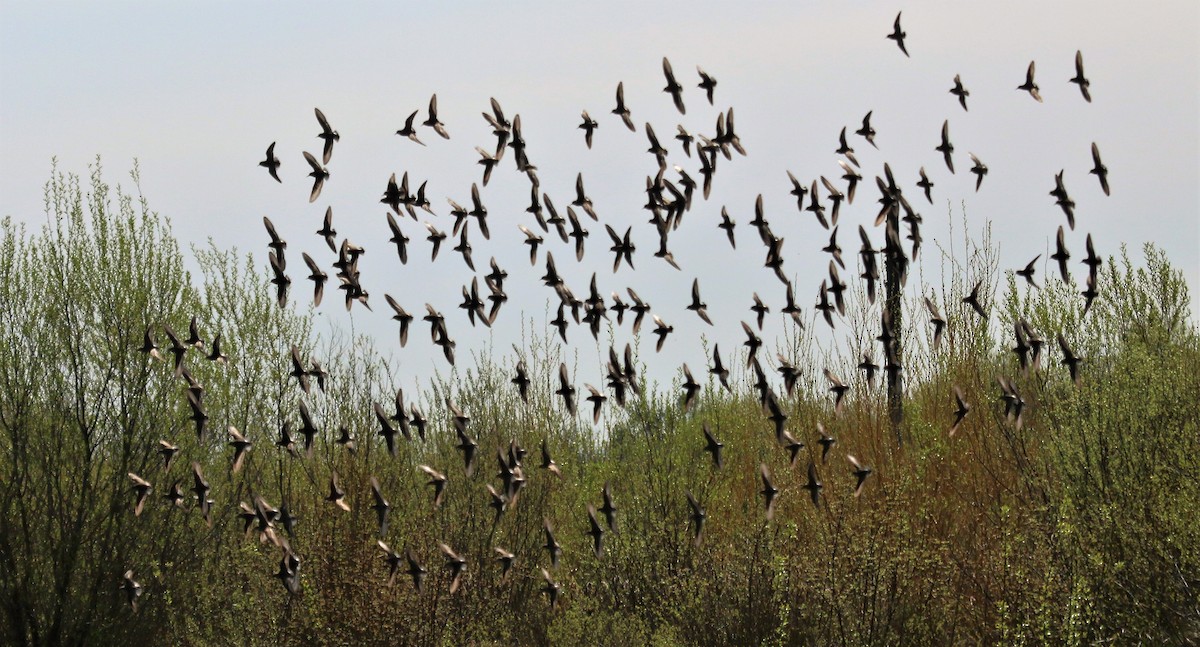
[2, 1, 1197, 396]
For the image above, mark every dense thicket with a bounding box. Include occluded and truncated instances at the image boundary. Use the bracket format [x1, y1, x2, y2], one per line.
[1, 163, 1196, 645]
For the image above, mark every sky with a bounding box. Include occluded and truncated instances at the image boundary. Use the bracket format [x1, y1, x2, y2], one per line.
[2, 1, 1197, 400]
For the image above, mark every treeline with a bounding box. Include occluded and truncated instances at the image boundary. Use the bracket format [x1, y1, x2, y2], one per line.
[1, 162, 1197, 645]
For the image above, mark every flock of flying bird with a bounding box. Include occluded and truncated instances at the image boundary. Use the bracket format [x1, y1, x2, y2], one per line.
[119, 12, 1108, 612]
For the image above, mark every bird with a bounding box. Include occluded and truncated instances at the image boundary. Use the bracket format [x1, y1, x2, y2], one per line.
[301, 253, 327, 307]
[378, 541, 404, 586]
[702, 423, 724, 469]
[302, 151, 328, 203]
[856, 110, 877, 149]
[599, 482, 618, 533]
[556, 362, 577, 417]
[963, 280, 987, 319]
[652, 315, 673, 352]
[316, 206, 337, 251]
[1018, 61, 1043, 102]
[612, 81, 635, 131]
[227, 426, 251, 473]
[128, 473, 152, 516]
[314, 108, 339, 164]
[1090, 142, 1110, 196]
[438, 542, 467, 594]
[887, 12, 908, 56]
[925, 296, 946, 350]
[950, 74, 969, 111]
[326, 472, 350, 511]
[685, 491, 706, 545]
[950, 386, 971, 436]
[395, 110, 425, 146]
[405, 465, 442, 511]
[404, 549, 427, 593]
[847, 455, 872, 497]
[969, 153, 988, 191]
[579, 110, 598, 149]
[157, 439, 178, 471]
[759, 464, 779, 520]
[1052, 226, 1071, 283]
[423, 94, 450, 139]
[540, 568, 561, 609]
[540, 438, 562, 479]
[1058, 334, 1082, 385]
[697, 66, 717, 104]
[936, 120, 955, 174]
[718, 206, 736, 249]
[1070, 50, 1091, 102]
[687, 279, 713, 325]
[837, 127, 859, 168]
[917, 167, 934, 203]
[803, 461, 823, 509]
[369, 476, 391, 537]
[1051, 170, 1077, 230]
[190, 462, 212, 526]
[662, 57, 686, 114]
[584, 384, 607, 425]
[586, 505, 606, 558]
[823, 368, 850, 412]
[259, 142, 281, 183]
[121, 570, 143, 612]
[710, 344, 731, 392]
[542, 519, 563, 567]
[1017, 255, 1040, 288]
[817, 424, 837, 463]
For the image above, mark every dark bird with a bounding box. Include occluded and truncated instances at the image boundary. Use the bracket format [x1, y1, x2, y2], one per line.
[540, 438, 562, 479]
[837, 127, 860, 168]
[662, 57, 686, 114]
[476, 146, 502, 186]
[227, 426, 251, 474]
[697, 66, 717, 104]
[378, 540, 404, 586]
[512, 358, 530, 403]
[438, 542, 467, 594]
[419, 465, 448, 508]
[817, 423, 837, 463]
[963, 280, 987, 319]
[556, 362, 577, 417]
[314, 108, 339, 164]
[395, 109, 425, 146]
[950, 74, 969, 111]
[675, 125, 694, 157]
[613, 81, 635, 132]
[121, 570, 143, 612]
[823, 368, 850, 413]
[936, 120, 955, 174]
[1017, 255, 1040, 288]
[687, 278, 713, 325]
[847, 455, 872, 497]
[1070, 50, 1091, 102]
[950, 385, 971, 436]
[206, 334, 228, 363]
[190, 462, 212, 525]
[760, 464, 779, 520]
[128, 473, 152, 516]
[586, 505, 606, 558]
[600, 482, 618, 533]
[1082, 233, 1102, 277]
[718, 206, 736, 249]
[260, 142, 281, 183]
[540, 568, 561, 609]
[494, 546, 516, 578]
[289, 345, 311, 394]
[423, 94, 450, 139]
[1051, 170, 1077, 230]
[384, 295, 413, 347]
[858, 351, 879, 390]
[584, 384, 607, 424]
[605, 224, 635, 273]
[1018, 61, 1043, 102]
[917, 167, 934, 203]
[652, 315, 673, 352]
[186, 391, 208, 440]
[542, 519, 563, 567]
[681, 363, 701, 411]
[702, 423, 724, 469]
[404, 549, 427, 592]
[779, 430, 805, 465]
[1051, 226, 1071, 283]
[803, 461, 823, 509]
[157, 439, 178, 471]
[140, 327, 164, 362]
[302, 253, 327, 307]
[369, 476, 391, 537]
[856, 110, 878, 149]
[518, 224, 544, 266]
[317, 206, 337, 251]
[710, 344, 731, 392]
[1058, 334, 1082, 385]
[302, 151, 328, 203]
[579, 110, 598, 149]
[887, 12, 908, 57]
[1090, 142, 1110, 196]
[925, 296, 946, 350]
[969, 153, 987, 191]
[326, 471, 350, 512]
[685, 491, 706, 545]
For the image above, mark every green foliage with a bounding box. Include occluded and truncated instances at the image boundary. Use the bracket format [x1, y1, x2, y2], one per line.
[1, 166, 1197, 645]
